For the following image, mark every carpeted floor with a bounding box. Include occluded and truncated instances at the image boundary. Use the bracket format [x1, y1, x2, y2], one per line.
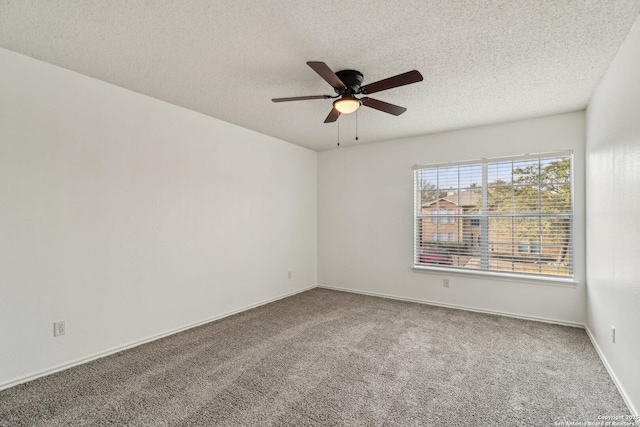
[0, 288, 630, 426]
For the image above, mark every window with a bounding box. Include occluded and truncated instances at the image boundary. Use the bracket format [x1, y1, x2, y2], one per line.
[431, 208, 448, 224]
[448, 210, 455, 224]
[432, 231, 449, 242]
[414, 152, 573, 278]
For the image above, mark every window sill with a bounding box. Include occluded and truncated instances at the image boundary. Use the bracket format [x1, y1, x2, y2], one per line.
[411, 265, 579, 287]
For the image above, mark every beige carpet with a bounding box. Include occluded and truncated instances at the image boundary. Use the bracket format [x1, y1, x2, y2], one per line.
[0, 288, 629, 426]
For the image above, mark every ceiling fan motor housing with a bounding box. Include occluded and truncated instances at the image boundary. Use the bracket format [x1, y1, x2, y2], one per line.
[335, 70, 364, 94]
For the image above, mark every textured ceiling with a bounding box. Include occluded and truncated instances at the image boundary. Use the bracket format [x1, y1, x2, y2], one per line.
[1, 1, 639, 151]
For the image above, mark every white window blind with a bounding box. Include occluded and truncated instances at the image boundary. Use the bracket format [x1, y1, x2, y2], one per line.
[414, 152, 573, 278]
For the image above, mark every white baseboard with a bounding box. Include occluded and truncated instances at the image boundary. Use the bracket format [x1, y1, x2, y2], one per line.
[0, 285, 317, 391]
[317, 284, 584, 328]
[584, 326, 638, 417]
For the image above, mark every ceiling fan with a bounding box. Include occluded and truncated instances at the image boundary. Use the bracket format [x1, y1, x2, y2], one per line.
[272, 62, 423, 123]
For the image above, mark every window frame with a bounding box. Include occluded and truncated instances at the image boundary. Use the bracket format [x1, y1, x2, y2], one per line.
[413, 151, 575, 282]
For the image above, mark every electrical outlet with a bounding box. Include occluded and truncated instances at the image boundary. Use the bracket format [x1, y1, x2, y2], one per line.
[611, 326, 615, 344]
[54, 321, 65, 337]
[443, 278, 450, 288]
[288, 271, 292, 279]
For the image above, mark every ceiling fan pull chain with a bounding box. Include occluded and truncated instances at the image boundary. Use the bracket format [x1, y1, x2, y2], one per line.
[337, 120, 340, 147]
[355, 109, 359, 141]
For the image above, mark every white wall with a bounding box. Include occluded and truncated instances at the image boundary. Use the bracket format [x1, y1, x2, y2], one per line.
[318, 112, 586, 325]
[0, 48, 317, 388]
[586, 17, 640, 414]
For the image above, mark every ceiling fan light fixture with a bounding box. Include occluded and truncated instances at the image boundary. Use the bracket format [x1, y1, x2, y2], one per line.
[333, 96, 361, 114]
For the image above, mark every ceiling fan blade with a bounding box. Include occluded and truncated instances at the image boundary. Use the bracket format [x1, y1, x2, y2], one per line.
[361, 97, 407, 116]
[361, 70, 423, 94]
[324, 108, 341, 123]
[307, 61, 346, 90]
[272, 95, 332, 102]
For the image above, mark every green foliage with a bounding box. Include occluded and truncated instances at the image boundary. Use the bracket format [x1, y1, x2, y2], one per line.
[476, 158, 571, 263]
[421, 241, 471, 256]
[420, 181, 438, 205]
[482, 158, 570, 214]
